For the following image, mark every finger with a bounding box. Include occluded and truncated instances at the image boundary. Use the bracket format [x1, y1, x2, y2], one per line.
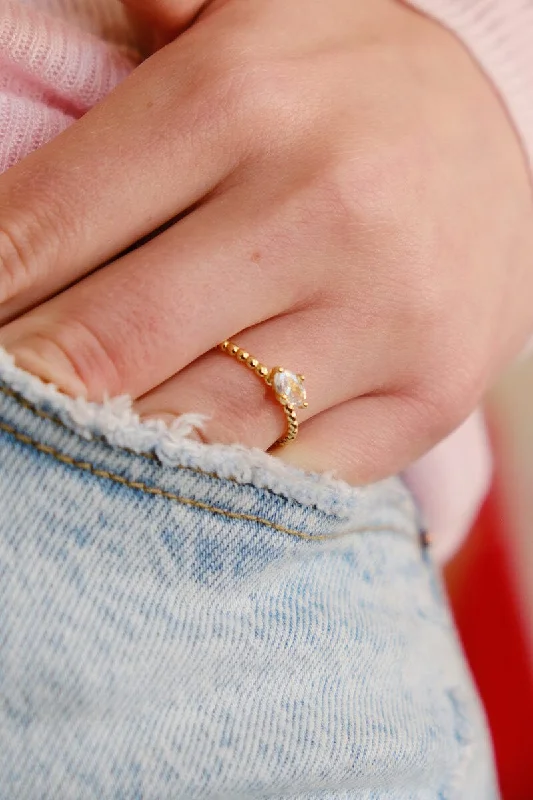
[122, 0, 208, 38]
[0, 27, 242, 320]
[134, 309, 399, 449]
[272, 394, 438, 486]
[0, 165, 404, 405]
[0, 192, 312, 400]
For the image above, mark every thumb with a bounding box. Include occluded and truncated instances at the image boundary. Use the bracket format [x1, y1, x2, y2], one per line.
[121, 0, 210, 46]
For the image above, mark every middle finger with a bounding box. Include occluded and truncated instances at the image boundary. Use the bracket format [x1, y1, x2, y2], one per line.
[0, 189, 317, 400]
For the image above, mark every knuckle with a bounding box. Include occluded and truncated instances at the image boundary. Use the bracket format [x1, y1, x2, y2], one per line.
[308, 163, 365, 233]
[0, 172, 80, 304]
[175, 57, 252, 154]
[188, 47, 306, 149]
[330, 133, 425, 232]
[407, 363, 485, 443]
[0, 221, 38, 303]
[53, 318, 122, 398]
[292, 156, 402, 267]
[204, 59, 273, 122]
[307, 146, 407, 241]
[347, 157, 400, 229]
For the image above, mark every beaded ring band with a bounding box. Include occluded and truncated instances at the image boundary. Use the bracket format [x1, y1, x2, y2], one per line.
[218, 339, 308, 446]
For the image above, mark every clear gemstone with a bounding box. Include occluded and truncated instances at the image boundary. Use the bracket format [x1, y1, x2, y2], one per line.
[273, 370, 306, 407]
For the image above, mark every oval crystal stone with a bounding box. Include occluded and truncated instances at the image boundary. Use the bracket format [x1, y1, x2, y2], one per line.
[272, 370, 306, 408]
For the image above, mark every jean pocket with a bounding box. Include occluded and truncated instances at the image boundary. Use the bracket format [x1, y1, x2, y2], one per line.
[0, 357, 495, 800]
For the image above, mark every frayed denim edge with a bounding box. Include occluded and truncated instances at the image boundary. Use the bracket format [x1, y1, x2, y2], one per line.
[0, 347, 416, 521]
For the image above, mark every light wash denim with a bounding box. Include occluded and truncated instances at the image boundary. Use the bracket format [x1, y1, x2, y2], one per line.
[0, 351, 499, 799]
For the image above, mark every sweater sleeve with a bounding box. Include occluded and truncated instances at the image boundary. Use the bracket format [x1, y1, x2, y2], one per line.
[403, 0, 533, 170]
[402, 2, 533, 560]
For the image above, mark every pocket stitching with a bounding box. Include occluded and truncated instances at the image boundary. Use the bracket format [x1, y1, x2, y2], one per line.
[0, 384, 339, 516]
[0, 417, 325, 539]
[0, 419, 410, 542]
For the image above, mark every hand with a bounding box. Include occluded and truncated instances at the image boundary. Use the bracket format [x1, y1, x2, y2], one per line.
[0, 0, 532, 484]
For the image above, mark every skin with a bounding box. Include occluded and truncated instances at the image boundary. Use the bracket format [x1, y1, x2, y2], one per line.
[0, 0, 532, 484]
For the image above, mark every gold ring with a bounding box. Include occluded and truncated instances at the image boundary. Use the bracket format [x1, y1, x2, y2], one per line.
[218, 339, 308, 446]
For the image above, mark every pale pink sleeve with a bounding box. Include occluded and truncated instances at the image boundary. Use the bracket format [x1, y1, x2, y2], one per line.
[0, 0, 138, 172]
[403, 412, 493, 562]
[404, 0, 533, 168]
[403, 0, 533, 559]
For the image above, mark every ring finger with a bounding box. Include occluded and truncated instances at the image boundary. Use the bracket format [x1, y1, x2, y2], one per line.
[134, 306, 398, 449]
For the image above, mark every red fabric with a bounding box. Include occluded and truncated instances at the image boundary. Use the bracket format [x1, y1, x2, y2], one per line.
[447, 490, 533, 800]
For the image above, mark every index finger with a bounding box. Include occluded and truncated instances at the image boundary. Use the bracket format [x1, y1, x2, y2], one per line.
[0, 26, 243, 321]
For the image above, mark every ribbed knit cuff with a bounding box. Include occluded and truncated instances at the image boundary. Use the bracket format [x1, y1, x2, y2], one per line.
[404, 0, 533, 171]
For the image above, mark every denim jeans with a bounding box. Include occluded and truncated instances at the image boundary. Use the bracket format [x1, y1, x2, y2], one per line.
[0, 351, 499, 799]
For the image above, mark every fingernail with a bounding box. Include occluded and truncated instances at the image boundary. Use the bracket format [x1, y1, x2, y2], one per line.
[4, 338, 88, 397]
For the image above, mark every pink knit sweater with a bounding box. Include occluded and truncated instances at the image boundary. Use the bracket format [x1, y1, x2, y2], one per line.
[1, 0, 532, 559]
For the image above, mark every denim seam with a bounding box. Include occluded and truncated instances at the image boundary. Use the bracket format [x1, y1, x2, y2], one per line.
[0, 417, 410, 542]
[0, 383, 329, 515]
